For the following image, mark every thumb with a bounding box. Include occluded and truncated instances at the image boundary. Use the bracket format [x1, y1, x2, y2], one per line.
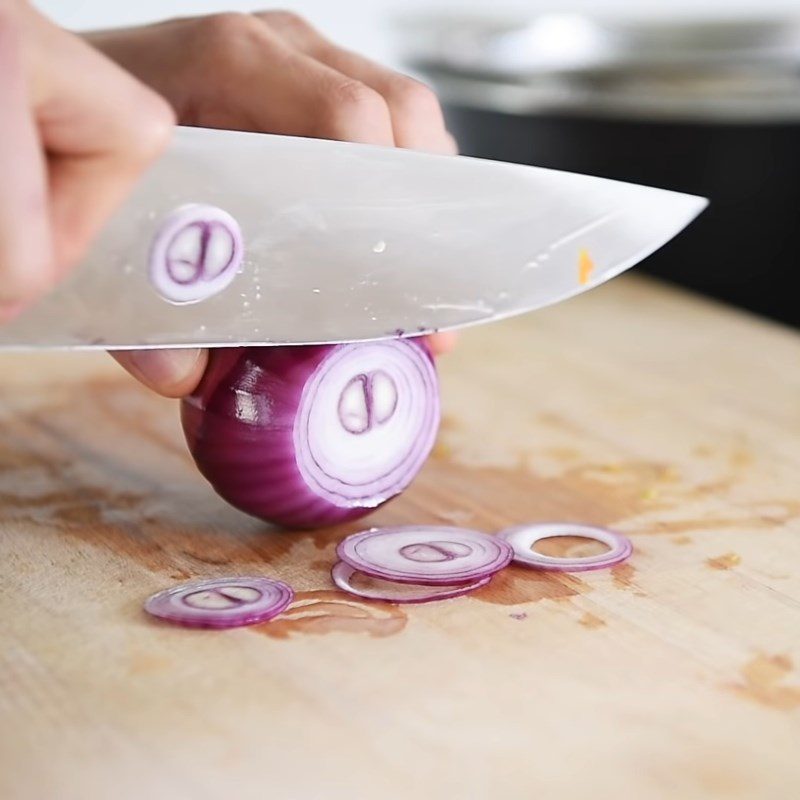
[110, 348, 207, 398]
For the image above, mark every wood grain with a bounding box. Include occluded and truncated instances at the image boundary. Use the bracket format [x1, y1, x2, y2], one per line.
[1, 275, 799, 800]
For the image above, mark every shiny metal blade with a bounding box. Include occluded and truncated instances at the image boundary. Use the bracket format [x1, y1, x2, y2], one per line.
[0, 126, 706, 350]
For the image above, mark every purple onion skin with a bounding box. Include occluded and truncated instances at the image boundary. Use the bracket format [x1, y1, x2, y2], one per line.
[181, 340, 440, 530]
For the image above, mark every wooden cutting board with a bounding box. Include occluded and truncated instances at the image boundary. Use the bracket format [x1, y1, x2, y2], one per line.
[1, 276, 799, 800]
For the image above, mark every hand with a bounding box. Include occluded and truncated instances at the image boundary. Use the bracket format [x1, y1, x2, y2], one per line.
[87, 10, 458, 392]
[0, 1, 174, 322]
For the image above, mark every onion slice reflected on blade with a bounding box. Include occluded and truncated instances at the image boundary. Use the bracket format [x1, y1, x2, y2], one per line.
[149, 203, 243, 303]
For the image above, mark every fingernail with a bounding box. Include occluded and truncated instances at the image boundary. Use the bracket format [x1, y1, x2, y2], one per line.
[127, 348, 203, 393]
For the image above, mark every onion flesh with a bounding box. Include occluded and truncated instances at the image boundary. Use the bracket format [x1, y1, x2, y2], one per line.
[336, 525, 513, 585]
[144, 576, 293, 628]
[331, 561, 490, 604]
[498, 523, 633, 571]
[181, 339, 440, 529]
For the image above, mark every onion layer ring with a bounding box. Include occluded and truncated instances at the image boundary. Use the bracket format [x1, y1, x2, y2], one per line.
[336, 525, 513, 585]
[144, 576, 293, 628]
[331, 561, 490, 604]
[498, 523, 632, 572]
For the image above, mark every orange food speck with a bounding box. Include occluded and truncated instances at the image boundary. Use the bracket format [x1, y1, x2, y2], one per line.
[578, 249, 595, 285]
[707, 552, 742, 570]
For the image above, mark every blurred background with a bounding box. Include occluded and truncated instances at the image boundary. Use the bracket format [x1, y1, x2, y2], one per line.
[39, 1, 800, 326]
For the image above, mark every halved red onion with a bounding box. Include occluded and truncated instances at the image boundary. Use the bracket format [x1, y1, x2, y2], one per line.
[336, 525, 512, 585]
[181, 339, 440, 529]
[149, 203, 243, 303]
[331, 561, 490, 604]
[498, 523, 633, 572]
[144, 576, 293, 629]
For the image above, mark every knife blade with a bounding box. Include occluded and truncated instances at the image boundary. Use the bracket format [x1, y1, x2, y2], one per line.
[0, 125, 706, 350]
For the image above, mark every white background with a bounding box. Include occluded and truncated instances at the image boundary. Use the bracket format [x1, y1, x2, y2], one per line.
[36, 0, 800, 66]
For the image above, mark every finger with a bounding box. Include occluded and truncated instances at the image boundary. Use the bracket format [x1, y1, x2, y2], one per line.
[0, 11, 52, 317]
[259, 11, 455, 154]
[110, 348, 208, 398]
[190, 13, 395, 146]
[427, 331, 459, 356]
[24, 7, 175, 272]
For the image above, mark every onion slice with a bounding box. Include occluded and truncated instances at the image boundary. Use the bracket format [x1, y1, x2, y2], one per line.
[149, 203, 243, 304]
[336, 525, 513, 585]
[498, 523, 633, 572]
[144, 576, 293, 628]
[331, 561, 491, 604]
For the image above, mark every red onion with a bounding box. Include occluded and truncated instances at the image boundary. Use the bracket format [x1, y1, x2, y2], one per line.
[336, 525, 513, 585]
[331, 561, 490, 604]
[181, 339, 440, 529]
[144, 576, 293, 628]
[498, 523, 633, 571]
[149, 204, 243, 303]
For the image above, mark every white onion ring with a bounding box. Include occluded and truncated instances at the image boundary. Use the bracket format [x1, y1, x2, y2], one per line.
[498, 523, 633, 572]
[144, 576, 293, 628]
[331, 561, 490, 604]
[336, 525, 513, 585]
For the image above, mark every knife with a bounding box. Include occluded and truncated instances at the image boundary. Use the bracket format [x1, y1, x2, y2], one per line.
[0, 125, 706, 350]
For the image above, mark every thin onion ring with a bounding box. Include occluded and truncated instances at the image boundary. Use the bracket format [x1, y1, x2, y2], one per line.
[331, 561, 491, 604]
[336, 525, 513, 585]
[498, 523, 632, 572]
[144, 576, 293, 628]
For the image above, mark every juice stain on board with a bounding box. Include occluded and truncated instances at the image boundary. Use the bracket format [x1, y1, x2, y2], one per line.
[253, 590, 407, 639]
[729, 654, 800, 711]
[3, 380, 800, 632]
[707, 552, 742, 570]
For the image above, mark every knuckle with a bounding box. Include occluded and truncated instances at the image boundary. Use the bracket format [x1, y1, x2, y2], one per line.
[194, 12, 260, 52]
[325, 79, 387, 126]
[389, 77, 442, 118]
[128, 90, 176, 161]
[263, 9, 311, 34]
